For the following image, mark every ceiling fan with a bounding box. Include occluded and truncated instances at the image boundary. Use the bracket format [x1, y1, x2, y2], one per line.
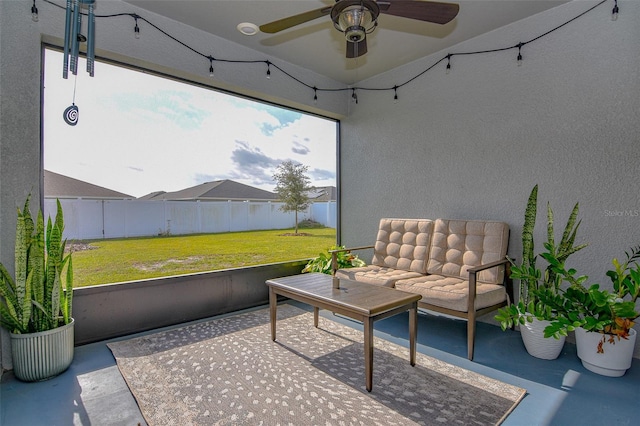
[259, 0, 460, 59]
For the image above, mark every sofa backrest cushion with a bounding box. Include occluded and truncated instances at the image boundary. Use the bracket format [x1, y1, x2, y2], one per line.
[427, 219, 509, 284]
[371, 218, 434, 274]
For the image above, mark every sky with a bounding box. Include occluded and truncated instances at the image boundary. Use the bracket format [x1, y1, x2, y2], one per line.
[43, 49, 337, 198]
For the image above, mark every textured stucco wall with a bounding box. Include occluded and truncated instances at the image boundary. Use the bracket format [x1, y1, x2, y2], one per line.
[0, 0, 45, 372]
[339, 2, 640, 356]
[0, 0, 346, 372]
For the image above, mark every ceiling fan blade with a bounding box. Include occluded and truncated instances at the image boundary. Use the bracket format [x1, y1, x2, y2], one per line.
[346, 39, 368, 59]
[259, 6, 332, 33]
[377, 1, 460, 25]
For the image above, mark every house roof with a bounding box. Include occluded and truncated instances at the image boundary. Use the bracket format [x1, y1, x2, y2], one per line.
[137, 191, 167, 200]
[44, 170, 134, 199]
[146, 179, 279, 201]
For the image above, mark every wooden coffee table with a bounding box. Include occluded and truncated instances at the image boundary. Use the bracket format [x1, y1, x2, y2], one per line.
[266, 272, 422, 392]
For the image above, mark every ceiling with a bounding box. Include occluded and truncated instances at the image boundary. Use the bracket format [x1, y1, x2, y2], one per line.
[123, 0, 568, 84]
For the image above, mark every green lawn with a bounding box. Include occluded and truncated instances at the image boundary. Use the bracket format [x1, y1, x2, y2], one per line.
[69, 227, 336, 287]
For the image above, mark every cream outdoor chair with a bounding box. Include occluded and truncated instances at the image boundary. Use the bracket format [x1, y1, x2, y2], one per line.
[332, 218, 512, 361]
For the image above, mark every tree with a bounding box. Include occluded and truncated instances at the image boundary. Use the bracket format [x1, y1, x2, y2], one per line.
[273, 160, 314, 234]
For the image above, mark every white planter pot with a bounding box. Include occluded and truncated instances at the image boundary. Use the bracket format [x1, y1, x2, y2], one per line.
[10, 318, 75, 382]
[575, 327, 636, 377]
[520, 317, 566, 360]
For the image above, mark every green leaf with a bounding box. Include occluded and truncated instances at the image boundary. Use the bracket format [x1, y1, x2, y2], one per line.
[14, 208, 28, 325]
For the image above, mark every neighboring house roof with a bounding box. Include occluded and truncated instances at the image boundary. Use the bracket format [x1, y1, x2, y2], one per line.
[308, 186, 336, 202]
[137, 191, 167, 200]
[44, 170, 134, 199]
[147, 179, 279, 201]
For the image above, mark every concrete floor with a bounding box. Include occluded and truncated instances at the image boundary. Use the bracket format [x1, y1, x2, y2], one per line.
[2, 302, 639, 425]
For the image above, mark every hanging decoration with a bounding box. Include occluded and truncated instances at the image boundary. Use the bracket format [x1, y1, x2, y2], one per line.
[41, 0, 614, 104]
[63, 104, 79, 126]
[63, 0, 96, 79]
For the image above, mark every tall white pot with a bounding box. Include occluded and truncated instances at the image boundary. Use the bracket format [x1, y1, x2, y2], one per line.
[520, 317, 566, 360]
[575, 327, 636, 377]
[10, 319, 75, 382]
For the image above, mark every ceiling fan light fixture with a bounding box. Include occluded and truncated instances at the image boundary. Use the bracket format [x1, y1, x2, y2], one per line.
[331, 0, 379, 43]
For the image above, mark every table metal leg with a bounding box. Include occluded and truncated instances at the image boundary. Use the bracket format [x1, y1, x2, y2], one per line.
[409, 303, 417, 366]
[364, 316, 374, 392]
[269, 287, 277, 341]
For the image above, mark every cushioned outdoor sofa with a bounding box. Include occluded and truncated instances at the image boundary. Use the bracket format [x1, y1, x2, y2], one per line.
[331, 218, 513, 360]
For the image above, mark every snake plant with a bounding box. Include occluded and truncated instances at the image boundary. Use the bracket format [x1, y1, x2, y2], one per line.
[495, 185, 588, 329]
[0, 195, 73, 334]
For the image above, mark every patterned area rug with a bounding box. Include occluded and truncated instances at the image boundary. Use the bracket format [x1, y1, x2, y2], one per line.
[108, 304, 525, 425]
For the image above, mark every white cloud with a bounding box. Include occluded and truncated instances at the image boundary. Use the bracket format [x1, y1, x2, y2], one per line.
[44, 50, 336, 197]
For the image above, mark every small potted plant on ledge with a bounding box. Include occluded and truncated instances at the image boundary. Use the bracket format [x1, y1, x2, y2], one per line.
[495, 184, 588, 359]
[302, 245, 365, 274]
[537, 246, 639, 377]
[0, 195, 75, 382]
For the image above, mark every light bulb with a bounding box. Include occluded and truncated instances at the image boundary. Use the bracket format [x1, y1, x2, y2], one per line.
[134, 24, 140, 39]
[31, 4, 39, 22]
[209, 65, 214, 78]
[516, 44, 523, 67]
[612, 4, 619, 21]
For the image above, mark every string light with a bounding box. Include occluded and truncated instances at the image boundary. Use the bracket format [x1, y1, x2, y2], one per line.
[393, 86, 398, 103]
[31, 0, 39, 22]
[134, 15, 140, 39]
[208, 56, 215, 78]
[38, 0, 610, 103]
[612, 0, 619, 21]
[517, 43, 523, 66]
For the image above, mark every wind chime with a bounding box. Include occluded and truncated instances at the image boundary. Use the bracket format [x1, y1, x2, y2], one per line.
[62, 0, 96, 126]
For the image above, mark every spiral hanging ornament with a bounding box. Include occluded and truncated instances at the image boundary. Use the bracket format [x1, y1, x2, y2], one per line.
[64, 104, 79, 126]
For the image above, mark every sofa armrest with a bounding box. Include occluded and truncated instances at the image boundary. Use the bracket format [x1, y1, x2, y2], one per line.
[329, 245, 374, 276]
[467, 258, 511, 275]
[467, 257, 512, 312]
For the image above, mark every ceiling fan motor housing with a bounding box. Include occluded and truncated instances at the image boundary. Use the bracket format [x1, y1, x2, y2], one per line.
[331, 0, 380, 43]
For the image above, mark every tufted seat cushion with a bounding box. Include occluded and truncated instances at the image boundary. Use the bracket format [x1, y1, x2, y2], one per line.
[335, 218, 434, 287]
[335, 266, 424, 287]
[427, 219, 509, 284]
[395, 275, 507, 312]
[371, 218, 433, 272]
[395, 218, 510, 312]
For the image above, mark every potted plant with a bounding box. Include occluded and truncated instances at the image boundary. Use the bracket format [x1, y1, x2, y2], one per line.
[302, 245, 365, 274]
[0, 195, 75, 382]
[495, 184, 588, 359]
[538, 246, 639, 376]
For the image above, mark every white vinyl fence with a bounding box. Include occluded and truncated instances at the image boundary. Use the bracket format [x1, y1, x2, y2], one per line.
[44, 199, 336, 240]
